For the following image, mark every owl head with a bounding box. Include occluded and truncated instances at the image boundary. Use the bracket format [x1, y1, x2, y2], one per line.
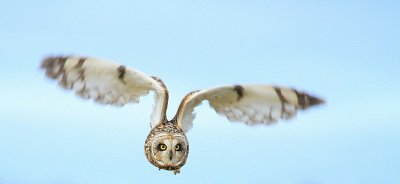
[144, 122, 189, 174]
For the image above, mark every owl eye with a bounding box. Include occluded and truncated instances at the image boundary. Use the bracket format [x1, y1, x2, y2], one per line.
[157, 143, 167, 151]
[175, 144, 182, 151]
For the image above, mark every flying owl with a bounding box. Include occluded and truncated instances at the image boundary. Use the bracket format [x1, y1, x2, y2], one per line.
[41, 56, 325, 174]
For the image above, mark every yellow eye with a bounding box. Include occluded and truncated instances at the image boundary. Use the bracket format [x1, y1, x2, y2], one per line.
[158, 144, 167, 151]
[175, 144, 182, 151]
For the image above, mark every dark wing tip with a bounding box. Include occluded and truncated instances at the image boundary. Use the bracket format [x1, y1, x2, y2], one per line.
[40, 56, 69, 79]
[41, 56, 56, 69]
[308, 95, 326, 107]
[40, 55, 71, 67]
[294, 89, 325, 109]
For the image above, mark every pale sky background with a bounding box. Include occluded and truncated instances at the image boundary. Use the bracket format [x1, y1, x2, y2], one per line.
[0, 0, 399, 184]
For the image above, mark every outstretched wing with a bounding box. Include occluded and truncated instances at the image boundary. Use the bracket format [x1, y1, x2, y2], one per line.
[41, 56, 169, 127]
[174, 85, 324, 132]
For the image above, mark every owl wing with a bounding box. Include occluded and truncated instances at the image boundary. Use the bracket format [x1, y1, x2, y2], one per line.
[174, 85, 325, 132]
[41, 56, 169, 127]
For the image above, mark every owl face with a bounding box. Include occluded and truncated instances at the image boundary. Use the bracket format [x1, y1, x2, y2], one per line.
[145, 122, 189, 173]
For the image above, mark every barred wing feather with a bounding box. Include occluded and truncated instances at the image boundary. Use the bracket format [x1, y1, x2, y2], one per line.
[41, 56, 168, 127]
[174, 85, 324, 132]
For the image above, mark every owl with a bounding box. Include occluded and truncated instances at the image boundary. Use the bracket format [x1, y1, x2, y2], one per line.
[41, 56, 324, 174]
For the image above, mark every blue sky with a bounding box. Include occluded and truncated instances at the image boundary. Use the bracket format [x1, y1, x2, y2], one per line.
[0, 0, 399, 183]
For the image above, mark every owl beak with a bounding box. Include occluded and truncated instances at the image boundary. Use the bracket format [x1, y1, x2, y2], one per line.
[169, 150, 173, 161]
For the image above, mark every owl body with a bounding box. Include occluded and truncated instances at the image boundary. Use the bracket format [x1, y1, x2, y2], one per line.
[40, 56, 324, 174]
[144, 121, 188, 174]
